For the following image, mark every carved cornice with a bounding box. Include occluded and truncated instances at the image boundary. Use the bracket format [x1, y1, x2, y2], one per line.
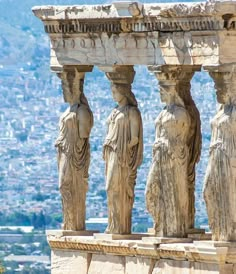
[33, 2, 236, 67]
[47, 236, 236, 264]
[157, 2, 215, 18]
[32, 1, 236, 34]
[48, 237, 186, 260]
[32, 2, 236, 20]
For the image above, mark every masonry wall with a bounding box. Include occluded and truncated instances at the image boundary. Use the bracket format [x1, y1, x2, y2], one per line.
[51, 249, 235, 274]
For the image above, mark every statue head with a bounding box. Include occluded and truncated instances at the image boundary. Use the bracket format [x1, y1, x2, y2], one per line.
[215, 83, 229, 105]
[213, 79, 236, 106]
[209, 70, 236, 106]
[159, 82, 178, 104]
[111, 83, 137, 106]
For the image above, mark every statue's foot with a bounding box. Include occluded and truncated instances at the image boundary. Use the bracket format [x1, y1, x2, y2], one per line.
[104, 227, 110, 234]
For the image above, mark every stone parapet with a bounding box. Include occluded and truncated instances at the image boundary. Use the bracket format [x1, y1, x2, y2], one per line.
[47, 233, 236, 274]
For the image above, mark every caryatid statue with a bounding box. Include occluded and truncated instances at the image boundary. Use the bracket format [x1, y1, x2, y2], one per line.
[204, 66, 236, 241]
[146, 66, 201, 237]
[103, 66, 143, 234]
[55, 66, 93, 231]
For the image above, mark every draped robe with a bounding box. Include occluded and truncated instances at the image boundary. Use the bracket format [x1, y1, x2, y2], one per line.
[55, 104, 92, 230]
[204, 105, 236, 241]
[146, 105, 190, 237]
[103, 105, 143, 234]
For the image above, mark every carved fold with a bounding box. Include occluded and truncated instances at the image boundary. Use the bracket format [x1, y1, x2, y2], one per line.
[204, 65, 236, 241]
[55, 66, 93, 231]
[101, 66, 143, 234]
[146, 65, 201, 237]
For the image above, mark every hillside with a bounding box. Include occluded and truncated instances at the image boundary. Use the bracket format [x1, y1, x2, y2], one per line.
[0, 0, 212, 238]
[0, 0, 217, 272]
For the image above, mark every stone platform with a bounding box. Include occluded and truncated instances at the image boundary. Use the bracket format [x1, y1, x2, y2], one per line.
[47, 232, 236, 274]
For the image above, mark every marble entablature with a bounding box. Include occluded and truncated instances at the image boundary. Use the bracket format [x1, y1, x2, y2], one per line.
[33, 1, 236, 68]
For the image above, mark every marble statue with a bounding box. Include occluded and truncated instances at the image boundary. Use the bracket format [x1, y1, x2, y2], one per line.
[204, 72, 236, 241]
[55, 68, 93, 231]
[103, 83, 143, 234]
[177, 82, 202, 229]
[146, 83, 193, 237]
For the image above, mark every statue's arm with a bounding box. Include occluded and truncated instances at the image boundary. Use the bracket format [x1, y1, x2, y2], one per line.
[78, 106, 93, 138]
[128, 108, 141, 149]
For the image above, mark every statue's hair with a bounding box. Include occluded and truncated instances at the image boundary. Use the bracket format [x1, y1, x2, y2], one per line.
[58, 69, 94, 128]
[112, 83, 138, 107]
[160, 84, 185, 107]
[58, 69, 91, 107]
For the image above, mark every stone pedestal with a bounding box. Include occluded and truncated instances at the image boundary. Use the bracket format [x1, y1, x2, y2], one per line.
[46, 230, 98, 237]
[47, 232, 236, 274]
[94, 233, 149, 240]
[142, 237, 193, 244]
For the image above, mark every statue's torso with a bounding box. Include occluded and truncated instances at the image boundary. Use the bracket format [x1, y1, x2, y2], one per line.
[154, 105, 189, 150]
[210, 106, 236, 156]
[105, 106, 131, 149]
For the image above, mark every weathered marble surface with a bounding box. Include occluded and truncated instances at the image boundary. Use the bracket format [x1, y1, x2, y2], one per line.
[103, 66, 143, 234]
[88, 254, 125, 274]
[146, 83, 191, 237]
[204, 65, 236, 241]
[51, 250, 90, 274]
[47, 234, 236, 274]
[146, 66, 201, 237]
[55, 66, 93, 231]
[33, 1, 236, 69]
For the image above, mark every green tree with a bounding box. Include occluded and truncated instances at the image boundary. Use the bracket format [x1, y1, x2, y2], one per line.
[10, 244, 26, 255]
[31, 211, 46, 229]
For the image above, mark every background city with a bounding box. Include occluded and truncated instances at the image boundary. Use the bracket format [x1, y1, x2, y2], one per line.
[0, 0, 215, 273]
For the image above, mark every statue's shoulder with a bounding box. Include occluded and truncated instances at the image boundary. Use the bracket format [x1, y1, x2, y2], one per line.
[172, 105, 189, 122]
[127, 106, 142, 124]
[77, 104, 90, 114]
[128, 105, 141, 116]
[77, 104, 92, 120]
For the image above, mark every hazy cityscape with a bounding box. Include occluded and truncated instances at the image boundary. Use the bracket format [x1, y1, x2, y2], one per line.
[0, 0, 216, 273]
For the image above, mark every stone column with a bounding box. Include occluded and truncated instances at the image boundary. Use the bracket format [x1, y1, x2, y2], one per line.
[204, 64, 236, 241]
[55, 65, 94, 231]
[100, 65, 143, 235]
[146, 65, 201, 237]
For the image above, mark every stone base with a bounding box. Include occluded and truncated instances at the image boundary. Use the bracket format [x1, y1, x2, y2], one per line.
[188, 232, 212, 240]
[147, 227, 155, 234]
[142, 236, 193, 244]
[147, 227, 207, 238]
[94, 233, 150, 240]
[46, 230, 98, 237]
[51, 250, 91, 274]
[47, 231, 236, 274]
[187, 228, 206, 234]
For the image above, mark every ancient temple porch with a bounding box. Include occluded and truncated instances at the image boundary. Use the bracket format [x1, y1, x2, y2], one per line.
[33, 1, 236, 273]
